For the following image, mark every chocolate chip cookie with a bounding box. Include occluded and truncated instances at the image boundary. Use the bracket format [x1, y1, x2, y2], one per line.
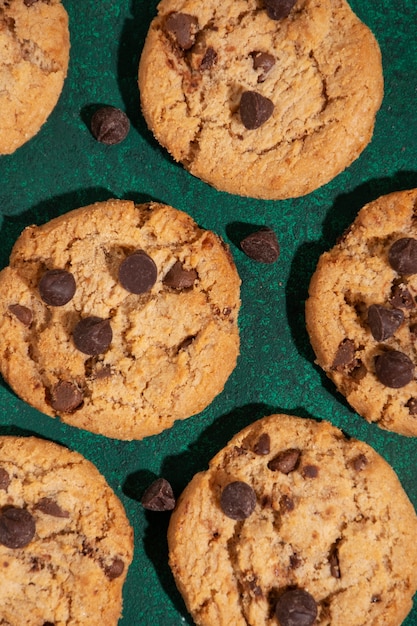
[306, 188, 417, 437]
[0, 199, 240, 439]
[138, 0, 383, 199]
[168, 414, 417, 625]
[0, 0, 70, 155]
[0, 435, 133, 625]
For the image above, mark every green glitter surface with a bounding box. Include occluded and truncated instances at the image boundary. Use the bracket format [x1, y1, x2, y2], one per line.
[1, 0, 417, 624]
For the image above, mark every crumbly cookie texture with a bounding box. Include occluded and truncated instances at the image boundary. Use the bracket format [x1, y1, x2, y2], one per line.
[306, 188, 417, 437]
[138, 0, 383, 200]
[0, 0, 70, 155]
[168, 414, 417, 626]
[0, 199, 240, 440]
[0, 436, 133, 625]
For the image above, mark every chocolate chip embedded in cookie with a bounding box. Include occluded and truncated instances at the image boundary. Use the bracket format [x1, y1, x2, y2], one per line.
[306, 188, 417, 436]
[0, 436, 133, 625]
[138, 0, 383, 199]
[0, 199, 240, 440]
[168, 414, 417, 625]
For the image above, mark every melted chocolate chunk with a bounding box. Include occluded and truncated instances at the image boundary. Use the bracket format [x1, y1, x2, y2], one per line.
[118, 251, 157, 294]
[302, 465, 318, 478]
[253, 433, 271, 455]
[351, 453, 368, 471]
[280, 494, 295, 512]
[239, 91, 274, 130]
[39, 269, 76, 306]
[406, 397, 417, 415]
[0, 468, 10, 491]
[331, 338, 355, 370]
[8, 304, 33, 326]
[374, 350, 414, 388]
[390, 284, 414, 309]
[34, 498, 69, 518]
[220, 481, 256, 520]
[165, 12, 199, 50]
[367, 304, 404, 341]
[103, 557, 125, 580]
[268, 448, 300, 474]
[200, 47, 217, 71]
[141, 478, 176, 511]
[0, 506, 36, 549]
[240, 227, 280, 263]
[275, 588, 318, 626]
[73, 317, 112, 356]
[263, 0, 297, 20]
[163, 261, 197, 290]
[90, 107, 130, 145]
[388, 237, 417, 275]
[251, 51, 275, 82]
[49, 381, 84, 413]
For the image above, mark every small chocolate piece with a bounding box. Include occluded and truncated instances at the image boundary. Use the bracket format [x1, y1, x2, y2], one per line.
[0, 506, 36, 549]
[90, 106, 130, 145]
[268, 448, 300, 474]
[8, 303, 33, 326]
[239, 91, 274, 130]
[39, 269, 76, 306]
[275, 588, 318, 626]
[253, 433, 271, 455]
[329, 545, 341, 579]
[163, 261, 197, 290]
[390, 284, 414, 309]
[280, 494, 295, 512]
[0, 468, 10, 491]
[141, 478, 176, 511]
[220, 481, 256, 520]
[331, 338, 355, 370]
[351, 453, 368, 471]
[388, 238, 417, 275]
[302, 465, 318, 478]
[103, 557, 125, 580]
[24, 0, 38, 6]
[367, 304, 404, 341]
[73, 316, 112, 356]
[118, 251, 157, 295]
[263, 0, 297, 20]
[34, 498, 69, 518]
[200, 47, 217, 71]
[374, 350, 414, 388]
[251, 51, 275, 83]
[49, 381, 84, 413]
[240, 227, 280, 263]
[406, 397, 417, 415]
[165, 12, 199, 50]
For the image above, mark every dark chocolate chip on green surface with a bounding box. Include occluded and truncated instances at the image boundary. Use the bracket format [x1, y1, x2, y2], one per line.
[240, 227, 279, 263]
[0, 506, 36, 549]
[73, 316, 112, 356]
[220, 481, 256, 520]
[39, 269, 76, 306]
[165, 12, 199, 50]
[239, 91, 274, 130]
[275, 588, 318, 626]
[388, 237, 417, 275]
[90, 106, 130, 145]
[374, 350, 414, 388]
[163, 261, 197, 290]
[118, 251, 157, 294]
[141, 478, 176, 511]
[367, 304, 404, 341]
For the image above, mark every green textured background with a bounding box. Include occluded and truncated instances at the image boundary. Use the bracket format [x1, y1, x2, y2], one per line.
[1, 0, 417, 624]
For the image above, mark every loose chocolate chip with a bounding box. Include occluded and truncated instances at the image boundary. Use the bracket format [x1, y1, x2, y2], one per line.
[329, 545, 341, 579]
[39, 269, 76, 306]
[351, 453, 368, 471]
[406, 397, 417, 415]
[8, 304, 33, 326]
[263, 0, 297, 20]
[0, 506, 36, 549]
[251, 51, 275, 83]
[253, 433, 271, 455]
[103, 557, 125, 580]
[0, 468, 10, 491]
[118, 251, 157, 295]
[141, 478, 176, 511]
[268, 448, 300, 474]
[34, 498, 69, 518]
[90, 106, 130, 145]
[240, 227, 280, 263]
[275, 588, 318, 626]
[49, 381, 84, 413]
[240, 91, 274, 130]
[200, 47, 217, 71]
[165, 12, 199, 50]
[367, 304, 404, 341]
[73, 316, 112, 356]
[374, 350, 414, 388]
[331, 338, 355, 370]
[390, 284, 414, 309]
[220, 481, 256, 520]
[162, 261, 197, 290]
[388, 238, 417, 275]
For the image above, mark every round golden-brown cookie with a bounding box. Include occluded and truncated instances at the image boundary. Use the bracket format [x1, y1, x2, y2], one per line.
[168, 414, 417, 625]
[138, 0, 383, 200]
[0, 199, 240, 440]
[0, 436, 133, 625]
[0, 0, 70, 155]
[306, 188, 417, 437]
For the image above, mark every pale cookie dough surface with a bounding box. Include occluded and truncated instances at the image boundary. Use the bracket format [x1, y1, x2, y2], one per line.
[306, 189, 417, 437]
[0, 0, 70, 155]
[138, 0, 383, 200]
[0, 436, 133, 625]
[0, 199, 241, 440]
[168, 414, 417, 626]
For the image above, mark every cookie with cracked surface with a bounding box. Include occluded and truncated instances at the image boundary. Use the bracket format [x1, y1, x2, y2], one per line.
[168, 414, 417, 625]
[306, 188, 417, 437]
[0, 199, 240, 439]
[0, 435, 133, 625]
[0, 0, 70, 155]
[138, 0, 383, 200]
